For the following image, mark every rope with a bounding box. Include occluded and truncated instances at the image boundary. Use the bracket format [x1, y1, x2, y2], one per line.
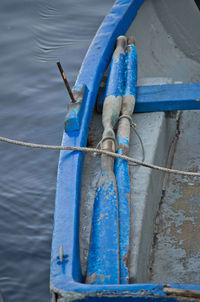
[130, 123, 145, 165]
[95, 136, 116, 150]
[118, 114, 136, 127]
[117, 115, 145, 165]
[0, 136, 200, 177]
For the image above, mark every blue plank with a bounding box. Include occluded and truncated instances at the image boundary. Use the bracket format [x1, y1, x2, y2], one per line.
[97, 83, 200, 112]
[135, 83, 200, 112]
[50, 0, 145, 293]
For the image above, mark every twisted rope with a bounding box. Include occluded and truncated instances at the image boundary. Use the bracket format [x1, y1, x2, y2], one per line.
[0, 136, 199, 177]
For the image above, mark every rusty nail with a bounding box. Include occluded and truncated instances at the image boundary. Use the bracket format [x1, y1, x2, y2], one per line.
[57, 61, 76, 103]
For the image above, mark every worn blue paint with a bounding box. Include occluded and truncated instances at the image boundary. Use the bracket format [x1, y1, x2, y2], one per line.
[51, 0, 145, 294]
[105, 53, 125, 98]
[114, 155, 130, 284]
[97, 83, 200, 113]
[87, 172, 119, 284]
[135, 83, 200, 112]
[86, 37, 127, 284]
[65, 84, 88, 132]
[117, 136, 129, 146]
[50, 0, 200, 299]
[124, 45, 137, 97]
[51, 281, 200, 300]
[114, 42, 138, 284]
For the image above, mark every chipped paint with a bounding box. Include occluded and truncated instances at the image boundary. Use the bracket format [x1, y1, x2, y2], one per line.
[105, 36, 126, 98]
[86, 36, 127, 285]
[65, 84, 88, 132]
[97, 83, 200, 113]
[114, 38, 137, 284]
[124, 44, 137, 97]
[86, 170, 119, 285]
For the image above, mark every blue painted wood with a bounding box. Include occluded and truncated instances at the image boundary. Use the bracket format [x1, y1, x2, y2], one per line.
[86, 37, 126, 285]
[135, 83, 200, 112]
[115, 157, 130, 284]
[51, 0, 145, 294]
[65, 84, 88, 132]
[50, 0, 200, 299]
[124, 44, 137, 97]
[114, 42, 138, 284]
[97, 83, 200, 113]
[105, 53, 125, 98]
[50, 281, 200, 300]
[86, 170, 119, 284]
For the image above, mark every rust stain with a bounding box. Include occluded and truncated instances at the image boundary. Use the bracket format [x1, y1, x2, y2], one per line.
[122, 246, 129, 268]
[169, 221, 200, 257]
[126, 193, 131, 203]
[173, 182, 200, 217]
[98, 213, 109, 221]
[168, 180, 200, 257]
[98, 213, 104, 222]
[72, 87, 84, 101]
[127, 46, 132, 53]
[100, 274, 105, 282]
[86, 272, 98, 284]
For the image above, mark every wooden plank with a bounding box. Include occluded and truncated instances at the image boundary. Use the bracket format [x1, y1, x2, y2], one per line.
[135, 83, 200, 112]
[97, 83, 200, 112]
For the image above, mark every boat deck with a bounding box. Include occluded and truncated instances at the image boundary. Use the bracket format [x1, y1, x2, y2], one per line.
[150, 110, 200, 284]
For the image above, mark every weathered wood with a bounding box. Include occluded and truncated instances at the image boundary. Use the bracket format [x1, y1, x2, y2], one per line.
[86, 36, 127, 285]
[97, 83, 200, 113]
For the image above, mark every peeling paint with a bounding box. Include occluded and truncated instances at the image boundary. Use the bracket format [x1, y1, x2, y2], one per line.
[86, 36, 127, 285]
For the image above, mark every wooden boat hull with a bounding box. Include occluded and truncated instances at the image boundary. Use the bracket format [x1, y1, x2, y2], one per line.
[50, 0, 200, 300]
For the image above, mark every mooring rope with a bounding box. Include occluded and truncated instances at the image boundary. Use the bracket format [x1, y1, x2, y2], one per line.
[0, 136, 199, 177]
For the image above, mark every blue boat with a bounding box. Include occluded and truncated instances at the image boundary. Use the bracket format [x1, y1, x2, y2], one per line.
[50, 0, 200, 301]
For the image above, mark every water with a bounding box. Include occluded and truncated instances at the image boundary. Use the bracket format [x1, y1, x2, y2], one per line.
[0, 1, 113, 301]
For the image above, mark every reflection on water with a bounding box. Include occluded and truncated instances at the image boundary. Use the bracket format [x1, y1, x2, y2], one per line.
[0, 0, 113, 301]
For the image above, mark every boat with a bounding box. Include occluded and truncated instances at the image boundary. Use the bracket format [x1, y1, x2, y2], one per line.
[50, 0, 200, 301]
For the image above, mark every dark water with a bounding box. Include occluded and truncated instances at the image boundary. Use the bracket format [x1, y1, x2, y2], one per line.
[0, 1, 113, 301]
